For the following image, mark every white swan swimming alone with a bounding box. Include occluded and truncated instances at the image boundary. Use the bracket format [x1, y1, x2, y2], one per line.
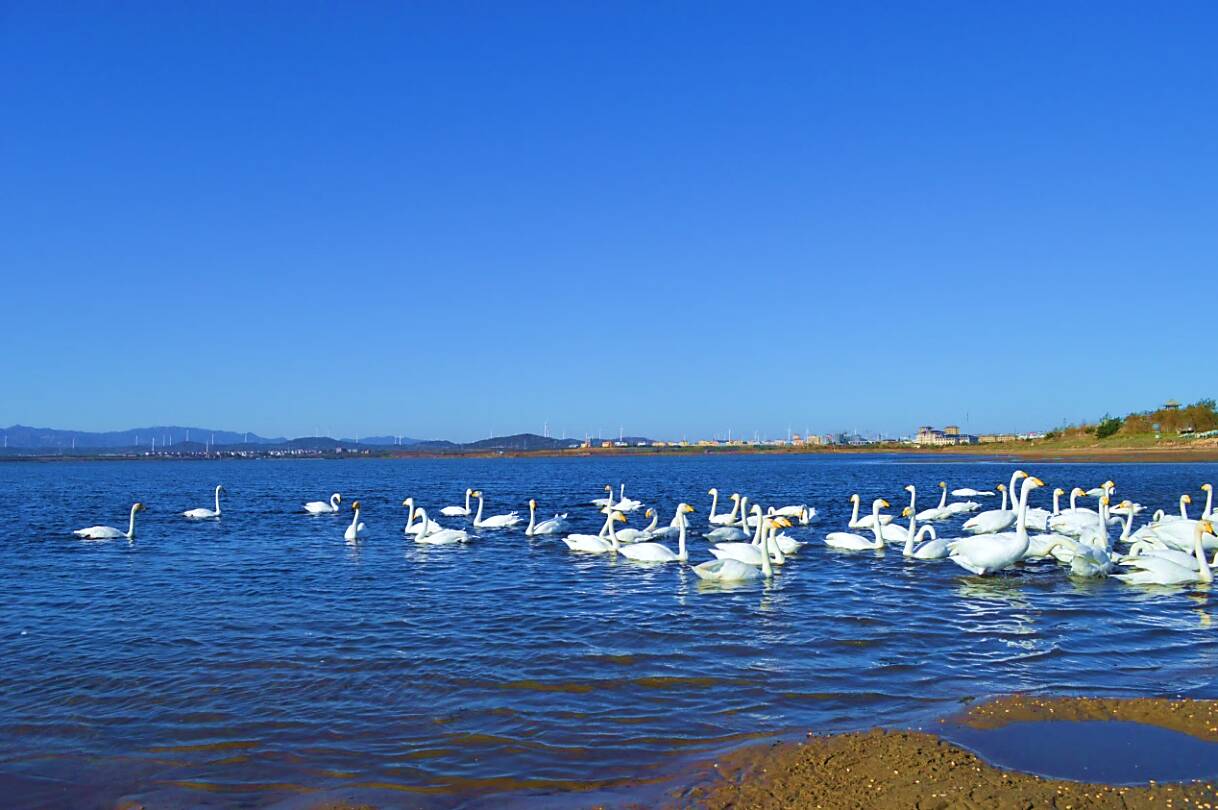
[952, 487, 995, 497]
[344, 501, 366, 541]
[826, 499, 888, 551]
[183, 485, 223, 519]
[440, 489, 474, 517]
[74, 502, 145, 540]
[304, 493, 342, 514]
[619, 504, 694, 563]
[525, 500, 570, 536]
[948, 476, 1043, 575]
[562, 510, 626, 553]
[471, 491, 522, 529]
[412, 507, 471, 545]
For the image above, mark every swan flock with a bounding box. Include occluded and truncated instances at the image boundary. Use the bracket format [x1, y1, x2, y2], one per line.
[68, 472, 1216, 587]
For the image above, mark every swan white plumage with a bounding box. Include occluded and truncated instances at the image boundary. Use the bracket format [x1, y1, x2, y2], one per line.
[711, 516, 789, 565]
[707, 489, 742, 526]
[1022, 487, 1063, 533]
[903, 525, 949, 560]
[880, 501, 919, 544]
[693, 517, 779, 582]
[413, 507, 471, 545]
[74, 502, 145, 540]
[915, 483, 952, 522]
[471, 491, 522, 529]
[952, 488, 995, 497]
[440, 489, 474, 517]
[848, 494, 893, 529]
[562, 510, 625, 553]
[344, 501, 366, 541]
[704, 498, 754, 542]
[826, 499, 888, 551]
[304, 493, 342, 514]
[183, 485, 223, 519]
[612, 484, 643, 513]
[947, 476, 1042, 575]
[1115, 520, 1214, 586]
[961, 471, 1028, 534]
[614, 508, 660, 544]
[619, 504, 694, 562]
[591, 485, 615, 508]
[402, 498, 444, 535]
[773, 503, 815, 524]
[525, 500, 570, 536]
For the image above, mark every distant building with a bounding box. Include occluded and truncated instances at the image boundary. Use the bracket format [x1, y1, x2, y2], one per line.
[944, 425, 960, 436]
[600, 440, 613, 448]
[1165, 400, 1181, 410]
[979, 433, 1017, 443]
[915, 425, 977, 446]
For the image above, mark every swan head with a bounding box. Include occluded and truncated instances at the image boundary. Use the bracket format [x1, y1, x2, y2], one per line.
[1054, 487, 1065, 495]
[679, 503, 695, 514]
[707, 487, 717, 495]
[333, 493, 342, 502]
[730, 493, 740, 500]
[401, 499, 410, 507]
[604, 485, 613, 493]
[352, 500, 361, 510]
[1203, 484, 1213, 493]
[645, 508, 654, 517]
[465, 488, 473, 496]
[904, 484, 915, 493]
[610, 511, 627, 523]
[768, 516, 792, 529]
[1199, 520, 1215, 537]
[1072, 487, 1086, 496]
[902, 507, 912, 517]
[997, 484, 1006, 492]
[850, 493, 860, 503]
[1025, 477, 1045, 491]
[473, 490, 483, 498]
[1183, 494, 1193, 504]
[873, 499, 889, 511]
[133, 502, 146, 512]
[1013, 470, 1028, 479]
[938, 481, 946, 489]
[529, 499, 536, 507]
[216, 485, 224, 492]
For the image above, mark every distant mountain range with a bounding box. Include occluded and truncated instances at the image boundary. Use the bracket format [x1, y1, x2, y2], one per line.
[0, 425, 620, 454]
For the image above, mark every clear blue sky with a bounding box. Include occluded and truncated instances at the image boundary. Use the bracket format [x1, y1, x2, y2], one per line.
[3, 2, 1215, 441]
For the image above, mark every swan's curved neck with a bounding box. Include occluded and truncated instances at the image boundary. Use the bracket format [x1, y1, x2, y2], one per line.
[464, 490, 472, 511]
[350, 507, 361, 530]
[708, 490, 719, 519]
[751, 511, 765, 544]
[849, 496, 860, 524]
[1052, 490, 1061, 515]
[869, 502, 884, 548]
[214, 486, 222, 514]
[526, 501, 536, 533]
[737, 498, 749, 528]
[127, 504, 139, 539]
[475, 495, 485, 524]
[1195, 524, 1213, 583]
[1070, 490, 1079, 510]
[331, 493, 341, 510]
[1204, 487, 1214, 518]
[1119, 506, 1134, 541]
[1000, 488, 1009, 511]
[645, 511, 658, 532]
[1014, 482, 1034, 547]
[907, 487, 916, 513]
[760, 523, 774, 577]
[936, 486, 947, 510]
[1095, 499, 1111, 550]
[677, 517, 688, 560]
[1180, 495, 1190, 520]
[904, 525, 935, 557]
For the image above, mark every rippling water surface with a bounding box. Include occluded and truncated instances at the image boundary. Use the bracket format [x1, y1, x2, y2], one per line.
[2, 456, 1216, 807]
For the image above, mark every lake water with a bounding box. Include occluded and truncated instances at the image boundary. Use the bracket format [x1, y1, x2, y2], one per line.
[1, 455, 1216, 807]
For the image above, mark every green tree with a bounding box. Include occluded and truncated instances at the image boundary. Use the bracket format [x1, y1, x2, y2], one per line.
[1095, 414, 1123, 439]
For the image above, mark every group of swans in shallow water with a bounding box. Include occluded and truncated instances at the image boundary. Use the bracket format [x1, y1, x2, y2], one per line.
[71, 471, 1216, 587]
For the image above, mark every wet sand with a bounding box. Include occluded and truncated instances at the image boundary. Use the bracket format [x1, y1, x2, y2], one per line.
[668, 697, 1218, 809]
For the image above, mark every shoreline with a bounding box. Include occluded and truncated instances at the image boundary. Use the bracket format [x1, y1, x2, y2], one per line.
[668, 696, 1218, 809]
[6, 444, 1218, 464]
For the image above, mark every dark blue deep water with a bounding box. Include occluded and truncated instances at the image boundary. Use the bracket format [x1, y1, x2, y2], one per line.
[1, 456, 1216, 807]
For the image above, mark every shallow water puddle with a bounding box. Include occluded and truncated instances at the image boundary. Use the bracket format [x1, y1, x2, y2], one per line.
[940, 720, 1218, 785]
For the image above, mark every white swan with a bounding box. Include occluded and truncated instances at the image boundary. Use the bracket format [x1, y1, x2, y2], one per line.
[344, 501, 366, 541]
[471, 491, 522, 529]
[1115, 520, 1214, 586]
[562, 511, 625, 553]
[74, 502, 145, 540]
[525, 500, 570, 536]
[413, 507, 471, 545]
[948, 476, 1043, 575]
[1023, 487, 1063, 533]
[402, 498, 444, 535]
[439, 489, 474, 517]
[961, 471, 1028, 534]
[848, 494, 893, 528]
[615, 508, 660, 544]
[952, 488, 995, 497]
[612, 484, 643, 513]
[711, 516, 790, 565]
[693, 517, 779, 582]
[826, 499, 888, 551]
[183, 485, 223, 519]
[880, 502, 919, 544]
[707, 489, 742, 526]
[591, 485, 615, 508]
[619, 504, 694, 562]
[304, 493, 342, 514]
[704, 498, 754, 542]
[1065, 496, 1117, 578]
[915, 483, 952, 522]
[903, 525, 949, 560]
[773, 503, 815, 524]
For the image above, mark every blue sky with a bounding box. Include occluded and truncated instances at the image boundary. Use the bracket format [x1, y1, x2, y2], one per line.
[2, 2, 1216, 441]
